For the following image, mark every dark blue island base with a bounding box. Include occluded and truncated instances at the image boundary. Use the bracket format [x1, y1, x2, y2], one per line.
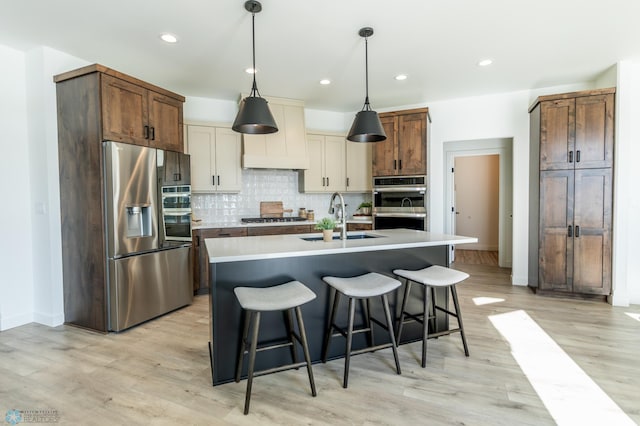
[208, 245, 450, 385]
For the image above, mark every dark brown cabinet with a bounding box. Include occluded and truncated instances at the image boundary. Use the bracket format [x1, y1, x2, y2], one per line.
[101, 73, 184, 152]
[540, 93, 614, 171]
[529, 88, 614, 297]
[373, 108, 430, 176]
[347, 222, 373, 232]
[54, 64, 185, 331]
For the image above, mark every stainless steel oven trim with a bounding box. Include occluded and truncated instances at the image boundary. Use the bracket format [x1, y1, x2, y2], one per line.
[373, 212, 426, 218]
[373, 186, 426, 193]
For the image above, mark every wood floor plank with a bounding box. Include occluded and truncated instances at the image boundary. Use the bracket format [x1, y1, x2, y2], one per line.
[1, 265, 639, 424]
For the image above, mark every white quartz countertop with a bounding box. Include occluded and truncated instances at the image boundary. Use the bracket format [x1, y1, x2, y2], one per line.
[206, 229, 477, 263]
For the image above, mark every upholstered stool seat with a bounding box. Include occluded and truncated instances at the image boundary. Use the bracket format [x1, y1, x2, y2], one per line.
[234, 281, 317, 414]
[321, 272, 402, 388]
[393, 265, 470, 367]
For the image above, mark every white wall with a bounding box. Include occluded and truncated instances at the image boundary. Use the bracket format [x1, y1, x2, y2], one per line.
[0, 45, 33, 330]
[612, 61, 640, 305]
[25, 47, 89, 326]
[455, 155, 500, 251]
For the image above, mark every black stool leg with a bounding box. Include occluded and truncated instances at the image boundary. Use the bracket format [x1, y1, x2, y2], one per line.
[235, 309, 251, 382]
[429, 286, 437, 333]
[244, 311, 261, 415]
[396, 279, 412, 345]
[421, 284, 430, 367]
[294, 306, 317, 397]
[343, 296, 356, 388]
[284, 308, 299, 366]
[381, 293, 401, 375]
[322, 289, 340, 362]
[450, 285, 469, 356]
[364, 298, 375, 347]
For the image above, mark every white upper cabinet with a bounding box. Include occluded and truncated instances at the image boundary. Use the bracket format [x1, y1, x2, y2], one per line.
[241, 96, 310, 170]
[345, 141, 372, 192]
[300, 133, 346, 192]
[187, 125, 242, 193]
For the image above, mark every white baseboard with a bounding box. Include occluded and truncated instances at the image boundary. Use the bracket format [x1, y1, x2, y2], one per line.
[0, 312, 34, 331]
[34, 311, 65, 327]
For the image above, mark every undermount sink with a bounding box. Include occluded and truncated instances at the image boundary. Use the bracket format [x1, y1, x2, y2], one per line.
[300, 233, 382, 242]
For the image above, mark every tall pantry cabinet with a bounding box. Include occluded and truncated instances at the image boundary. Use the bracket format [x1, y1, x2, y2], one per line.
[528, 88, 615, 297]
[54, 64, 185, 331]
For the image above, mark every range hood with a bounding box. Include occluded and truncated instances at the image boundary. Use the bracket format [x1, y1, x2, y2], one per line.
[241, 95, 310, 170]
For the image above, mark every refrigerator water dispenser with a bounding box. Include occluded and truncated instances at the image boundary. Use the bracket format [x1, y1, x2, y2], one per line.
[126, 205, 152, 238]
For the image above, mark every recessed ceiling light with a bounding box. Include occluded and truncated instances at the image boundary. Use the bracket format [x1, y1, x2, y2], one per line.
[395, 74, 408, 81]
[160, 33, 178, 43]
[245, 67, 257, 74]
[478, 59, 493, 67]
[319, 79, 331, 85]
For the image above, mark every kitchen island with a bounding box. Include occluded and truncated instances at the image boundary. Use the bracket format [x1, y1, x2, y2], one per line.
[206, 229, 477, 385]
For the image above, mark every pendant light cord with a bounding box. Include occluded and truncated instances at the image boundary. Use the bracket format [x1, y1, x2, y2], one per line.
[363, 35, 371, 111]
[250, 7, 260, 97]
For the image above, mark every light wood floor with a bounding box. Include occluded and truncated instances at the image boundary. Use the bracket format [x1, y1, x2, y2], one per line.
[454, 249, 499, 266]
[1, 266, 639, 425]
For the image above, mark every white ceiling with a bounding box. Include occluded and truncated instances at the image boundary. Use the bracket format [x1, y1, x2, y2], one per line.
[2, 0, 639, 112]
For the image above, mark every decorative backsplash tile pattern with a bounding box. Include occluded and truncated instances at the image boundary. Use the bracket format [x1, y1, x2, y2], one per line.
[192, 169, 370, 224]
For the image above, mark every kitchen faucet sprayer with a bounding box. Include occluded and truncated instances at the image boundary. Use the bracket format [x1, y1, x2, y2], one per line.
[329, 192, 348, 240]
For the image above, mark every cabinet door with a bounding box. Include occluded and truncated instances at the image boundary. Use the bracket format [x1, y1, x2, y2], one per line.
[187, 125, 216, 192]
[162, 150, 190, 186]
[324, 135, 346, 192]
[148, 91, 183, 152]
[101, 74, 149, 146]
[346, 141, 372, 192]
[540, 99, 575, 170]
[242, 102, 309, 169]
[572, 168, 612, 295]
[214, 127, 242, 192]
[397, 112, 427, 175]
[303, 134, 326, 192]
[539, 170, 573, 291]
[372, 116, 397, 176]
[574, 94, 614, 169]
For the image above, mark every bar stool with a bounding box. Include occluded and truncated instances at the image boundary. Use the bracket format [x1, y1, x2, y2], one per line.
[321, 272, 402, 388]
[394, 265, 470, 367]
[234, 280, 317, 415]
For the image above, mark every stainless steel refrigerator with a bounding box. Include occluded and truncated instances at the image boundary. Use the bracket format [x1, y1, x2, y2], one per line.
[103, 141, 192, 332]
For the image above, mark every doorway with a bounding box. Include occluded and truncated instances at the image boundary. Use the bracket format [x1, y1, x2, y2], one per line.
[444, 138, 513, 269]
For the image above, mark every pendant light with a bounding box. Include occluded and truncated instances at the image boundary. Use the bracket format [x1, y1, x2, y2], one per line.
[347, 27, 386, 143]
[232, 0, 278, 134]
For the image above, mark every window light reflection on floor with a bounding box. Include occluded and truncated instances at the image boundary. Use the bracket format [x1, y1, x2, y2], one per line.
[625, 312, 640, 322]
[472, 296, 505, 306]
[489, 310, 635, 426]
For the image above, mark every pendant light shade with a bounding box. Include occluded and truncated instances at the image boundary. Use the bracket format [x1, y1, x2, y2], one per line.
[347, 27, 386, 143]
[232, 1, 278, 135]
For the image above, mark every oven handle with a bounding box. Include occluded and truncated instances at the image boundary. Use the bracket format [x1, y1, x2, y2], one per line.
[163, 210, 192, 216]
[373, 187, 426, 193]
[373, 212, 426, 218]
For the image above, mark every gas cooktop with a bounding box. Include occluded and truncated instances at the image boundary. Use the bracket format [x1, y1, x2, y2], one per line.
[241, 217, 308, 223]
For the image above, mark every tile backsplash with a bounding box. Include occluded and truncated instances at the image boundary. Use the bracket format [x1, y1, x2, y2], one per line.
[192, 169, 371, 224]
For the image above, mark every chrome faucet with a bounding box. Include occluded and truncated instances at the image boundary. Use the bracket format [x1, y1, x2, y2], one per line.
[329, 192, 347, 240]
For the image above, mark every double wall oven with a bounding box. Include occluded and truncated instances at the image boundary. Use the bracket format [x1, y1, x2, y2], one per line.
[373, 175, 427, 231]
